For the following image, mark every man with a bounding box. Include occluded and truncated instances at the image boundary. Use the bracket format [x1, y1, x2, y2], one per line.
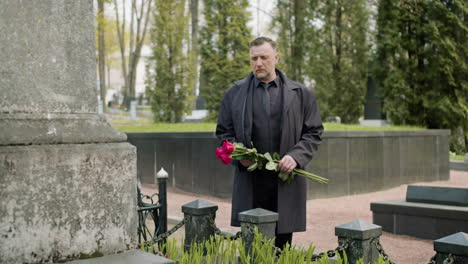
[216, 37, 323, 248]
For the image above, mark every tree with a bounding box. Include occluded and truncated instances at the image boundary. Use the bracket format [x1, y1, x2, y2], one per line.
[190, 0, 199, 102]
[146, 0, 194, 122]
[199, 0, 252, 121]
[374, 0, 467, 152]
[112, 0, 153, 108]
[273, 0, 317, 83]
[97, 0, 107, 107]
[95, 2, 121, 106]
[272, 0, 370, 123]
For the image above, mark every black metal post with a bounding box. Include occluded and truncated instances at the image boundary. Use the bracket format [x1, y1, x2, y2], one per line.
[157, 168, 168, 246]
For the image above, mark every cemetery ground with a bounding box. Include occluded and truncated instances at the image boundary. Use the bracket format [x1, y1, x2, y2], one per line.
[141, 170, 467, 264]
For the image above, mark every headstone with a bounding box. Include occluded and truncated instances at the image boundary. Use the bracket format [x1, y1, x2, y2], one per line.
[98, 100, 104, 114]
[325, 116, 341, 123]
[371, 186, 468, 240]
[363, 76, 385, 120]
[406, 185, 468, 206]
[130, 100, 137, 120]
[0, 1, 138, 263]
[360, 75, 388, 127]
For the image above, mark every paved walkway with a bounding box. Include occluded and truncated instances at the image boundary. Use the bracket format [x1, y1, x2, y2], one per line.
[141, 170, 467, 264]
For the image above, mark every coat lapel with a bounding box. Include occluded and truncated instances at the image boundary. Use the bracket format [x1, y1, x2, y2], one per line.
[278, 70, 300, 155]
[235, 73, 254, 147]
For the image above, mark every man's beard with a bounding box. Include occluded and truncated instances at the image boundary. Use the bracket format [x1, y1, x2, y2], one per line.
[254, 71, 271, 82]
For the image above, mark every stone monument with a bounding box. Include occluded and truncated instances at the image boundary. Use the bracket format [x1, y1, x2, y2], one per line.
[0, 1, 138, 262]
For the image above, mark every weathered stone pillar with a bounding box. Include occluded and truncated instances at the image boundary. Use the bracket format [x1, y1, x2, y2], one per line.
[433, 232, 468, 264]
[0, 1, 137, 263]
[181, 199, 218, 251]
[238, 208, 279, 254]
[335, 219, 383, 264]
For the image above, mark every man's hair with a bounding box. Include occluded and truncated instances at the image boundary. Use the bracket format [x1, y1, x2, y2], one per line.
[249, 37, 277, 50]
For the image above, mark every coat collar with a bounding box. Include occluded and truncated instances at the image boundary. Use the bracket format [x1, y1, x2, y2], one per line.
[276, 69, 300, 115]
[234, 70, 301, 148]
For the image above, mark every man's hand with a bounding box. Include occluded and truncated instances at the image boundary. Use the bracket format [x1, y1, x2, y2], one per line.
[240, 160, 253, 168]
[278, 155, 297, 173]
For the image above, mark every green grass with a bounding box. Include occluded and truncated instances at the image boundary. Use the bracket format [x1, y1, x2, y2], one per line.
[450, 153, 466, 161]
[112, 121, 423, 133]
[323, 123, 423, 131]
[113, 122, 216, 133]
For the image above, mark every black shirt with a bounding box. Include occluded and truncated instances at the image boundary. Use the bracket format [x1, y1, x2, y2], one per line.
[251, 73, 283, 211]
[252, 74, 283, 155]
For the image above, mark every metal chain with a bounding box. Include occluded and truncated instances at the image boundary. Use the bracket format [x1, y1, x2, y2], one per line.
[207, 214, 242, 240]
[310, 238, 351, 261]
[443, 254, 454, 264]
[425, 253, 456, 264]
[142, 215, 190, 248]
[371, 238, 395, 264]
[427, 253, 437, 264]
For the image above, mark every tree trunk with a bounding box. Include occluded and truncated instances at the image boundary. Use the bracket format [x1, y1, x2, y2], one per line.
[97, 0, 106, 109]
[190, 0, 199, 103]
[292, 0, 305, 82]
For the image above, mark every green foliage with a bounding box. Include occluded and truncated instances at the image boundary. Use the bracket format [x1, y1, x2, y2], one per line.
[199, 0, 252, 121]
[312, 0, 370, 124]
[146, 0, 195, 122]
[272, 0, 370, 124]
[449, 152, 466, 162]
[373, 0, 468, 152]
[142, 230, 391, 264]
[272, 0, 318, 83]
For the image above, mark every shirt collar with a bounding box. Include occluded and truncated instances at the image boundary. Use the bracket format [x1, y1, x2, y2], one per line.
[254, 72, 280, 88]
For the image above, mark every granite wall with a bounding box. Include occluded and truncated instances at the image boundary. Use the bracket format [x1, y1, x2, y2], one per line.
[127, 130, 450, 199]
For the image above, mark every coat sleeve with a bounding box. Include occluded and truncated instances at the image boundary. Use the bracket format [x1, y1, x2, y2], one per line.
[215, 88, 237, 144]
[286, 88, 324, 169]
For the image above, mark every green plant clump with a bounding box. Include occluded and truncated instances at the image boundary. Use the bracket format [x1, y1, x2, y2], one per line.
[142, 229, 390, 264]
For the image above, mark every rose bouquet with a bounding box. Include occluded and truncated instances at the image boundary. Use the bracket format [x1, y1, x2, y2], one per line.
[215, 140, 328, 184]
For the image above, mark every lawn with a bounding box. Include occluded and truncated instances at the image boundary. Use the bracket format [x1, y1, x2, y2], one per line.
[450, 153, 466, 162]
[112, 121, 423, 133]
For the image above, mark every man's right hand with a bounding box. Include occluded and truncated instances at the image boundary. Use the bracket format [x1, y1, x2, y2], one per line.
[240, 160, 253, 167]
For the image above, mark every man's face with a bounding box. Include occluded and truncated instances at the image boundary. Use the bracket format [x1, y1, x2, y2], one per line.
[250, 43, 279, 82]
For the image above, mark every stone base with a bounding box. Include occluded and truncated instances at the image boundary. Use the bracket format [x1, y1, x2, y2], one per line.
[61, 250, 175, 264]
[359, 119, 389, 127]
[450, 161, 468, 171]
[0, 113, 126, 146]
[0, 143, 137, 263]
[371, 200, 468, 240]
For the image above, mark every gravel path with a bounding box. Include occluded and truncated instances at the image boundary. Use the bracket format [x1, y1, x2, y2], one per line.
[141, 170, 467, 264]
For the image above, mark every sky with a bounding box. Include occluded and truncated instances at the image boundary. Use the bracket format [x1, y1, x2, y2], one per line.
[247, 0, 276, 39]
[109, 0, 277, 39]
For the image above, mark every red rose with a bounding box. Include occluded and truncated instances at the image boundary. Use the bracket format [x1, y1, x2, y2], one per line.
[222, 140, 235, 154]
[220, 153, 232, 165]
[215, 147, 225, 159]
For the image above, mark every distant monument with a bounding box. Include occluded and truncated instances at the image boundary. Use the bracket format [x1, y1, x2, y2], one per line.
[0, 1, 138, 262]
[360, 76, 388, 127]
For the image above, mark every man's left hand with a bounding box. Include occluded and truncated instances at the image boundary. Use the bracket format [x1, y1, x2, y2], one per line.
[278, 155, 297, 173]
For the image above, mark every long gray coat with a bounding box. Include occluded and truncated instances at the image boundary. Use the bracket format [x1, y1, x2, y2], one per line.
[216, 69, 323, 233]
